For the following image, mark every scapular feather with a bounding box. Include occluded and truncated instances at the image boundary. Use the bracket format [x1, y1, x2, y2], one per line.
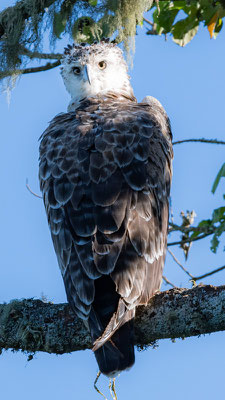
[68, 250, 95, 305]
[91, 170, 122, 206]
[54, 178, 74, 205]
[75, 242, 101, 279]
[39, 160, 51, 180]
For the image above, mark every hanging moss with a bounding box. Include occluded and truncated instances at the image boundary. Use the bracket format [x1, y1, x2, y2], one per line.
[0, 0, 55, 70]
[0, 0, 154, 72]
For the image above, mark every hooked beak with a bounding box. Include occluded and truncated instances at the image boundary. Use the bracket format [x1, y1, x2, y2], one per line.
[84, 64, 91, 85]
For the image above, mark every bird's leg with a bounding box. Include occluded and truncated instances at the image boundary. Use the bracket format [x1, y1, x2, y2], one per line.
[109, 379, 112, 397]
[94, 371, 108, 400]
[109, 378, 118, 400]
[112, 378, 118, 400]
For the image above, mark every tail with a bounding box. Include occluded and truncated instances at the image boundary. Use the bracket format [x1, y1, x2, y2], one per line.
[88, 276, 135, 377]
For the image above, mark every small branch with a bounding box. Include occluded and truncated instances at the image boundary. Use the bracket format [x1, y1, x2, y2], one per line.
[192, 265, 225, 283]
[167, 249, 194, 279]
[143, 17, 154, 26]
[19, 47, 62, 60]
[168, 221, 216, 247]
[1, 285, 225, 354]
[0, 60, 61, 79]
[167, 230, 214, 247]
[143, 16, 158, 36]
[26, 179, 42, 199]
[173, 138, 225, 146]
[146, 29, 159, 36]
[162, 275, 176, 288]
[169, 222, 206, 233]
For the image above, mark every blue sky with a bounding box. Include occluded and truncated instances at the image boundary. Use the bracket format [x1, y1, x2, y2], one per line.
[0, 3, 225, 399]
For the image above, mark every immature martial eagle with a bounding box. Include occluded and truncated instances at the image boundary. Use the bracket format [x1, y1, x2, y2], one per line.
[39, 39, 173, 377]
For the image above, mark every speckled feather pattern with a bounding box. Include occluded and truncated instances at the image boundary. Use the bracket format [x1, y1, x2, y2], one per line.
[60, 41, 135, 110]
[39, 95, 173, 319]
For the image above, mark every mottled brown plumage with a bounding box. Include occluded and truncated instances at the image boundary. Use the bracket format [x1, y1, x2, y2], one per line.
[39, 41, 173, 377]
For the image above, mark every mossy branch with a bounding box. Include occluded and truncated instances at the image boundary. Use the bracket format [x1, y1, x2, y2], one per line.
[19, 47, 62, 60]
[0, 0, 56, 39]
[1, 285, 225, 355]
[0, 60, 61, 79]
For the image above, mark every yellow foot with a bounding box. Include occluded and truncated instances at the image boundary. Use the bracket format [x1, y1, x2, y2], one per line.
[94, 371, 108, 400]
[109, 378, 118, 400]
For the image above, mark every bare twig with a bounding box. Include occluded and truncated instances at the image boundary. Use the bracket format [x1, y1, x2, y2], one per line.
[155, 0, 160, 13]
[168, 221, 216, 248]
[173, 138, 225, 146]
[167, 231, 214, 247]
[167, 249, 194, 279]
[163, 275, 176, 288]
[169, 222, 207, 233]
[26, 179, 42, 199]
[0, 60, 61, 80]
[192, 265, 225, 283]
[143, 17, 154, 26]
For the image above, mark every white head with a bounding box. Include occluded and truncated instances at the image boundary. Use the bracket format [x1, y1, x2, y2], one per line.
[60, 39, 135, 110]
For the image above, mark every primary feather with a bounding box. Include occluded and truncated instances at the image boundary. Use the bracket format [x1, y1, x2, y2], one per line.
[39, 40, 173, 377]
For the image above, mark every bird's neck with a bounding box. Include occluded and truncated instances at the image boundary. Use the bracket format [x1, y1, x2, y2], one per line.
[67, 89, 136, 112]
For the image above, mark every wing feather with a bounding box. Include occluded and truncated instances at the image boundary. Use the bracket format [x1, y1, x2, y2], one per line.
[68, 247, 95, 305]
[39, 95, 173, 326]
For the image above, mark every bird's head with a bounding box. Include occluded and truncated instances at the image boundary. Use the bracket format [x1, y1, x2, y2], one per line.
[60, 39, 134, 109]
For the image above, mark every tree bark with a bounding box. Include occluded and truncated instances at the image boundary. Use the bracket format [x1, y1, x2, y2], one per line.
[0, 285, 225, 355]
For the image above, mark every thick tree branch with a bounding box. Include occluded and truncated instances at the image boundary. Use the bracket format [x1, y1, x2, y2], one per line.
[1, 285, 225, 355]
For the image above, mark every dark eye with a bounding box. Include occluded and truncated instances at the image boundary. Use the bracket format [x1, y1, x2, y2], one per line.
[72, 66, 81, 75]
[98, 61, 107, 70]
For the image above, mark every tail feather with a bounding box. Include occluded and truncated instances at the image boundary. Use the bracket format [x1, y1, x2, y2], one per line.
[92, 298, 127, 351]
[88, 276, 135, 376]
[89, 310, 135, 376]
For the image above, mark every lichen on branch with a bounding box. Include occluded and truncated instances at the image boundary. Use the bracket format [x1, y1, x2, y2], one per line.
[1, 285, 225, 356]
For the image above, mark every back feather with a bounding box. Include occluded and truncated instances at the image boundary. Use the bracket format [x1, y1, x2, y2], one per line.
[39, 94, 173, 376]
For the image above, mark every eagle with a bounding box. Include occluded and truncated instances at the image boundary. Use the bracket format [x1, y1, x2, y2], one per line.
[39, 39, 173, 377]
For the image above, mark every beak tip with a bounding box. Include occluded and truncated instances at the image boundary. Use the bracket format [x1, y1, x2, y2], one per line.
[84, 64, 91, 85]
